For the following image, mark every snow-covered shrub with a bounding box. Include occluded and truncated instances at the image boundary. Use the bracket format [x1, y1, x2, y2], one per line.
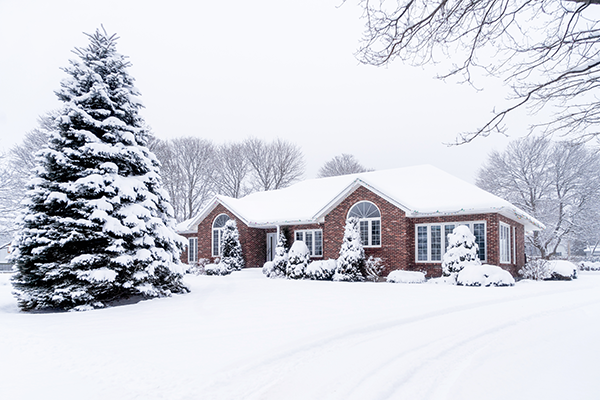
[219, 220, 244, 272]
[546, 260, 578, 280]
[364, 256, 385, 282]
[457, 265, 515, 287]
[9, 29, 187, 311]
[519, 259, 551, 280]
[186, 258, 209, 275]
[442, 225, 481, 279]
[387, 270, 426, 284]
[306, 259, 337, 281]
[264, 233, 288, 279]
[578, 261, 600, 271]
[333, 217, 365, 282]
[205, 262, 232, 276]
[287, 241, 310, 279]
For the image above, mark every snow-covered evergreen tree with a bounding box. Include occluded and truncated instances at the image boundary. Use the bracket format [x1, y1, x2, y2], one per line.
[333, 217, 365, 282]
[219, 220, 244, 272]
[264, 232, 288, 278]
[286, 240, 310, 279]
[10, 28, 187, 311]
[442, 225, 481, 278]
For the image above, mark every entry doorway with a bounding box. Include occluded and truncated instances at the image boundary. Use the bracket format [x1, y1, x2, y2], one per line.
[266, 232, 278, 262]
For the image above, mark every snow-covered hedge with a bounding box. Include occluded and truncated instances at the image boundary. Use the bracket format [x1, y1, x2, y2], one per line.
[386, 270, 426, 284]
[578, 261, 600, 271]
[546, 260, 577, 280]
[456, 265, 515, 287]
[205, 262, 232, 276]
[519, 259, 551, 281]
[305, 259, 337, 281]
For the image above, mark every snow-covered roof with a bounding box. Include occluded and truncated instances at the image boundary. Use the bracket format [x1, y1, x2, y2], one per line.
[187, 165, 544, 232]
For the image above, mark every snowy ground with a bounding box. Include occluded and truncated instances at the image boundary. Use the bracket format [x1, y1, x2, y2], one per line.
[1, 269, 599, 400]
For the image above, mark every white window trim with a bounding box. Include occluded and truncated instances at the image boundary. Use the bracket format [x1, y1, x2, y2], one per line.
[212, 214, 230, 257]
[499, 222, 511, 264]
[295, 229, 323, 257]
[415, 221, 487, 263]
[188, 237, 198, 263]
[347, 201, 382, 248]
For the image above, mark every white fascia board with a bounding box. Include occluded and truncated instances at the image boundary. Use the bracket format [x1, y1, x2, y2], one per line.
[408, 206, 545, 232]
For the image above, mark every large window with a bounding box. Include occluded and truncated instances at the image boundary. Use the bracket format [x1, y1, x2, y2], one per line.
[348, 201, 381, 247]
[188, 237, 198, 263]
[416, 222, 486, 262]
[212, 214, 230, 257]
[295, 229, 323, 257]
[499, 223, 511, 264]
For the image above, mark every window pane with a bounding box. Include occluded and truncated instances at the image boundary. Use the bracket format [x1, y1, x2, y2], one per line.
[305, 232, 313, 255]
[417, 226, 428, 261]
[431, 225, 441, 261]
[360, 221, 369, 245]
[371, 220, 381, 246]
[296, 232, 303, 241]
[444, 225, 455, 254]
[213, 230, 219, 256]
[473, 223, 486, 261]
[314, 231, 323, 256]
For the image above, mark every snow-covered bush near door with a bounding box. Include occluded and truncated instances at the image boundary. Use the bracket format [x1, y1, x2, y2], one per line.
[442, 225, 481, 279]
[546, 260, 578, 280]
[264, 233, 288, 279]
[286, 241, 310, 280]
[387, 270, 426, 284]
[456, 265, 515, 287]
[305, 259, 337, 281]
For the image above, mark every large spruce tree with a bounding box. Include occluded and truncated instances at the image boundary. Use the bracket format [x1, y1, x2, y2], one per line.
[10, 28, 188, 311]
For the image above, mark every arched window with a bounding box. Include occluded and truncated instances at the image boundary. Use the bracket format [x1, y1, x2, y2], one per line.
[212, 214, 230, 256]
[348, 201, 381, 247]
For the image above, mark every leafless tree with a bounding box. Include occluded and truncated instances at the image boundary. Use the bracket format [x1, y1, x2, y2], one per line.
[317, 153, 372, 178]
[356, 0, 600, 144]
[0, 115, 53, 236]
[153, 137, 216, 222]
[213, 142, 251, 198]
[477, 136, 600, 258]
[244, 138, 305, 191]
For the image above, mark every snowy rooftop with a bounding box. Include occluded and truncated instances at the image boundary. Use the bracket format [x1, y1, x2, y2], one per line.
[189, 165, 544, 232]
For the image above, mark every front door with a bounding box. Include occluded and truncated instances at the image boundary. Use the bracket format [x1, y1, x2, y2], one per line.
[266, 232, 278, 262]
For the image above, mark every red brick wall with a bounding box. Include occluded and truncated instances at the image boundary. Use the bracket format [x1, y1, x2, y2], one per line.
[407, 213, 526, 277]
[321, 186, 410, 276]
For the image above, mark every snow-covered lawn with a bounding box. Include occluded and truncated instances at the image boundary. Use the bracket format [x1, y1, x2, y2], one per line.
[1, 269, 600, 400]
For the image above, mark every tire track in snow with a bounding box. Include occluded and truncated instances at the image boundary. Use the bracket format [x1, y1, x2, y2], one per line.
[341, 295, 600, 400]
[197, 281, 598, 399]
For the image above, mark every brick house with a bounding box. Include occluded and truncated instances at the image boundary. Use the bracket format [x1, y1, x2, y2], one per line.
[178, 165, 543, 277]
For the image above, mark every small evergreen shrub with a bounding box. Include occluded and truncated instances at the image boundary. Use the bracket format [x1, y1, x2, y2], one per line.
[287, 241, 310, 279]
[264, 233, 288, 279]
[220, 220, 244, 272]
[306, 259, 337, 281]
[442, 225, 481, 280]
[333, 217, 365, 282]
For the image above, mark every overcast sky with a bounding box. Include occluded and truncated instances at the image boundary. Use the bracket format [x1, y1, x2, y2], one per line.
[0, 0, 534, 183]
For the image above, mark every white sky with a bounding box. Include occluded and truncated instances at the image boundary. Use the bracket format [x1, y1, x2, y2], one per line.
[0, 0, 534, 182]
